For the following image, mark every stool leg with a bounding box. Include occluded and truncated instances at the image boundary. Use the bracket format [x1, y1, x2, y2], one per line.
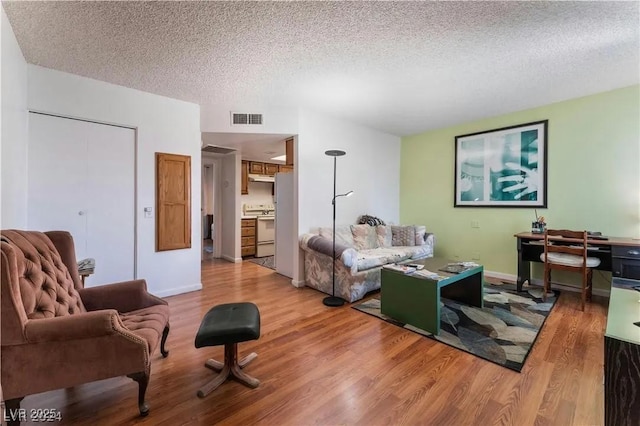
[205, 352, 257, 372]
[197, 364, 231, 398]
[225, 343, 260, 388]
[197, 343, 259, 398]
[205, 358, 224, 371]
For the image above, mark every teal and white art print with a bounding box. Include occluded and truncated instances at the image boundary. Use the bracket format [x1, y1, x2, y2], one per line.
[454, 120, 548, 207]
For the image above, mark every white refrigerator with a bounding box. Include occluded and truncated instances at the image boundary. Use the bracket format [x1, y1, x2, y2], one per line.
[275, 172, 294, 278]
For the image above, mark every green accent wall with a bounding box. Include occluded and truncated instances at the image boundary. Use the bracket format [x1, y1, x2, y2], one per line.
[400, 85, 640, 291]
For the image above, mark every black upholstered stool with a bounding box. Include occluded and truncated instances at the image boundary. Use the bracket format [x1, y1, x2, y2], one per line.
[194, 302, 261, 398]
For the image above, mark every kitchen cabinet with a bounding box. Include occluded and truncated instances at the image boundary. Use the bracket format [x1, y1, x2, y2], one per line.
[241, 218, 256, 257]
[241, 161, 249, 195]
[249, 162, 264, 174]
[264, 163, 279, 176]
[279, 165, 293, 173]
[285, 138, 294, 165]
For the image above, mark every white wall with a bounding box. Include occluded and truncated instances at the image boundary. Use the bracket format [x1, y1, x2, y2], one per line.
[0, 7, 28, 229]
[27, 65, 202, 297]
[241, 181, 274, 206]
[295, 109, 401, 284]
[297, 109, 401, 232]
[220, 152, 241, 262]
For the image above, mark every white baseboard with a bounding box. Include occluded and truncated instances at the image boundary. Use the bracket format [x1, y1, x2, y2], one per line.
[529, 277, 611, 298]
[155, 282, 203, 298]
[291, 279, 305, 288]
[221, 254, 243, 263]
[484, 270, 516, 282]
[484, 270, 610, 298]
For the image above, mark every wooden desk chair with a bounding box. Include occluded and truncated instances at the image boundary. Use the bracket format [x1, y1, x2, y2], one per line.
[540, 229, 601, 311]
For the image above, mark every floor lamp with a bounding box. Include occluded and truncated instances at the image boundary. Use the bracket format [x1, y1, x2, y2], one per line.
[324, 149, 353, 307]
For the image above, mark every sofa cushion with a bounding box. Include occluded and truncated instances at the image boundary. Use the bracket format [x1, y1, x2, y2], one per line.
[376, 225, 392, 248]
[319, 226, 355, 248]
[356, 248, 412, 271]
[358, 214, 386, 226]
[539, 252, 601, 268]
[351, 225, 378, 250]
[392, 225, 416, 246]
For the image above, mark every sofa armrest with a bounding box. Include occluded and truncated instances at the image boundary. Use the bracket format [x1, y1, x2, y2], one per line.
[78, 279, 167, 313]
[24, 310, 120, 343]
[424, 233, 435, 247]
[300, 234, 358, 273]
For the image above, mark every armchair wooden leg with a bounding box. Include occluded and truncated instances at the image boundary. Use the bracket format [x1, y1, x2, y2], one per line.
[160, 324, 170, 358]
[127, 371, 150, 417]
[4, 397, 24, 426]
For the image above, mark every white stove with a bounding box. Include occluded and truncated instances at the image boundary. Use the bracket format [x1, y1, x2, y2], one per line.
[243, 203, 275, 217]
[243, 204, 275, 257]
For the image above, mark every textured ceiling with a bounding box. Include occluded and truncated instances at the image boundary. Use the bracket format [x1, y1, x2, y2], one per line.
[3, 1, 639, 136]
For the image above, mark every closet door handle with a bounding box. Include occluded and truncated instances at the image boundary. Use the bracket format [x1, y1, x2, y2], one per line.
[78, 210, 86, 216]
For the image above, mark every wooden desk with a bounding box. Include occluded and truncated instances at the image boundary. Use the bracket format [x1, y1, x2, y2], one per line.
[514, 232, 639, 292]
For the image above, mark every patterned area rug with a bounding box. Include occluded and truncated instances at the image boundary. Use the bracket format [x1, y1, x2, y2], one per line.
[248, 255, 275, 270]
[352, 285, 559, 372]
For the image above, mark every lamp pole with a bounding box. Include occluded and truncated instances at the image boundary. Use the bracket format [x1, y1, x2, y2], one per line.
[323, 150, 351, 307]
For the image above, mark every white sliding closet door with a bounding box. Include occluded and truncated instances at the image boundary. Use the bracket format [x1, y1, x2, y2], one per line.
[28, 113, 135, 286]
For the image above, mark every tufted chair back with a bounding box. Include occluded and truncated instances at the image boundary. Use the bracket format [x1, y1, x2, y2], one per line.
[1, 230, 86, 324]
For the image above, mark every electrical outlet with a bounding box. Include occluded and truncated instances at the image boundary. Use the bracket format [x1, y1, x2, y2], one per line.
[144, 207, 153, 218]
[471, 220, 480, 228]
[472, 252, 481, 260]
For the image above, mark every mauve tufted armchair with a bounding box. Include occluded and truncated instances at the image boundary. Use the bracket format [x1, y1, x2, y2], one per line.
[1, 230, 170, 422]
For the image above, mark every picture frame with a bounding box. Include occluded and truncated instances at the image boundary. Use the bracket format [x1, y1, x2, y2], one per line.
[454, 120, 548, 208]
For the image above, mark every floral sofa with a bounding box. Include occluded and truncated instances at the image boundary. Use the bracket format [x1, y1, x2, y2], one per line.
[299, 224, 434, 303]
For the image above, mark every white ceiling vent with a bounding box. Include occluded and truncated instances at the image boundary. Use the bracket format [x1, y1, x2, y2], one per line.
[201, 145, 236, 154]
[231, 112, 263, 125]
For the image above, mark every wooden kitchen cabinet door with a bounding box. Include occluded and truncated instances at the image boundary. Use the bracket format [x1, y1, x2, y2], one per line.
[249, 162, 264, 174]
[241, 160, 249, 194]
[156, 152, 191, 251]
[264, 163, 279, 176]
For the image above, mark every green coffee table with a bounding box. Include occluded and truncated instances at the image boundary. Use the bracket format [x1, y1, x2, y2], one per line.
[380, 257, 484, 335]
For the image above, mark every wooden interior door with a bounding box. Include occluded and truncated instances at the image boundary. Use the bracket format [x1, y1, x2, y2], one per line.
[156, 152, 191, 251]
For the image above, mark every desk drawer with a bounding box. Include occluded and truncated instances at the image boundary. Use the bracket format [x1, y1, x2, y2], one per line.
[612, 246, 640, 259]
[612, 246, 640, 280]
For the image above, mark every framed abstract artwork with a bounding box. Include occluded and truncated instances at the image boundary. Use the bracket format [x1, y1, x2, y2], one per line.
[454, 120, 548, 207]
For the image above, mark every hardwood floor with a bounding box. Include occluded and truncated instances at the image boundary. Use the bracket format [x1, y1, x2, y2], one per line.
[20, 259, 607, 425]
